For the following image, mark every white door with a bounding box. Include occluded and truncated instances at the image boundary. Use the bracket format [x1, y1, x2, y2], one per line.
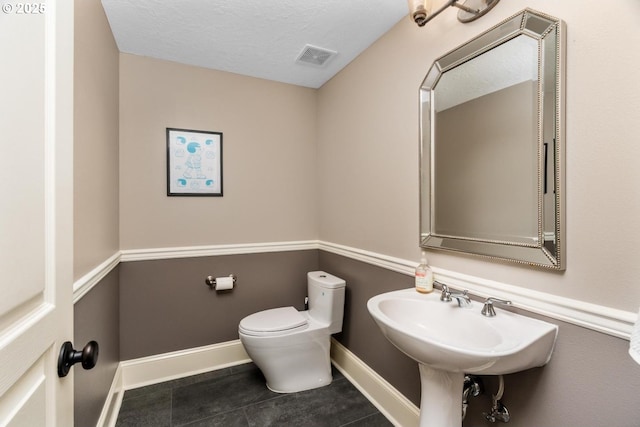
[0, 1, 74, 425]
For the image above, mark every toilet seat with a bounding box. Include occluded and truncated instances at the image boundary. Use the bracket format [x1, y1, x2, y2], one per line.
[239, 306, 308, 336]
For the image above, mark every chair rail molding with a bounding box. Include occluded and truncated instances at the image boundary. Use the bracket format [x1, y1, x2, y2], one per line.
[73, 240, 635, 340]
[318, 241, 635, 340]
[119, 240, 318, 262]
[73, 251, 121, 304]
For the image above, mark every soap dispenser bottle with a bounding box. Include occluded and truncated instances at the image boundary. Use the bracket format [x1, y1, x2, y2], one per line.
[415, 251, 433, 293]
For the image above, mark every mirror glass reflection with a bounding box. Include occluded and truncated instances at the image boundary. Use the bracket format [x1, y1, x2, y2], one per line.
[419, 9, 565, 269]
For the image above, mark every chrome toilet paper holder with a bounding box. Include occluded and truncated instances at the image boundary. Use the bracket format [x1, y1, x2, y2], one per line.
[205, 274, 237, 289]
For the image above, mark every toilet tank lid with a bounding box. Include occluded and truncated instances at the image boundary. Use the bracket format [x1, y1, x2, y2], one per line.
[308, 271, 346, 289]
[239, 306, 307, 333]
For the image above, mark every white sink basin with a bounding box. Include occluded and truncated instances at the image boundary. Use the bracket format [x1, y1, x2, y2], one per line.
[368, 288, 558, 427]
[367, 288, 557, 374]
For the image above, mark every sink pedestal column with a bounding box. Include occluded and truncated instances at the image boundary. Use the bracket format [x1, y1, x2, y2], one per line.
[418, 364, 464, 427]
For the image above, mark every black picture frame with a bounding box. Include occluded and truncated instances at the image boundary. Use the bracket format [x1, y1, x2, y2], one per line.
[166, 128, 223, 197]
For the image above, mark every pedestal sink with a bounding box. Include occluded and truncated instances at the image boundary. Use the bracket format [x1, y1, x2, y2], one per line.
[367, 288, 558, 427]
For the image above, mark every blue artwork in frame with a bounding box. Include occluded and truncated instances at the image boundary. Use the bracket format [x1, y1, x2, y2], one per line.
[166, 128, 223, 196]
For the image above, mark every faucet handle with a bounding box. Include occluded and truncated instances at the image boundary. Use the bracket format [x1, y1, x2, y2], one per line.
[481, 297, 512, 317]
[437, 282, 451, 302]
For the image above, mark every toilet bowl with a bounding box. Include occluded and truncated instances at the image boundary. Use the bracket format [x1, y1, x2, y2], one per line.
[238, 271, 346, 393]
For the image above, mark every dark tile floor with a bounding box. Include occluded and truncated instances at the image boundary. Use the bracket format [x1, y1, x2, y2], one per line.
[115, 362, 393, 427]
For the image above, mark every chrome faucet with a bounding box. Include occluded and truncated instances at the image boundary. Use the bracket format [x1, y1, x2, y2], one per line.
[450, 290, 472, 308]
[437, 282, 471, 307]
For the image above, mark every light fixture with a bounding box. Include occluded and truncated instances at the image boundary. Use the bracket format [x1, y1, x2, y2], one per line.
[407, 0, 500, 27]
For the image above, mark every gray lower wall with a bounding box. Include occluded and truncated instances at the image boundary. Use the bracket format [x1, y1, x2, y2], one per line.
[76, 250, 640, 427]
[318, 251, 422, 404]
[73, 267, 120, 427]
[119, 250, 319, 359]
[464, 316, 640, 427]
[320, 251, 640, 427]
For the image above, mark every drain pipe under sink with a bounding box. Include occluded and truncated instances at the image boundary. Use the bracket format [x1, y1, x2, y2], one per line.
[462, 375, 483, 421]
[484, 375, 510, 423]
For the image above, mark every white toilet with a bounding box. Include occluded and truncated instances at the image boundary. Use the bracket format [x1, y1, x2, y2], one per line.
[238, 271, 346, 393]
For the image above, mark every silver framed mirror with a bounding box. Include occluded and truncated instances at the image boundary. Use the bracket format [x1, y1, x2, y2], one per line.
[419, 9, 566, 270]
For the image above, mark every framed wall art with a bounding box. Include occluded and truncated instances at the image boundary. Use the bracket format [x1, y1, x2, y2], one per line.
[166, 128, 223, 196]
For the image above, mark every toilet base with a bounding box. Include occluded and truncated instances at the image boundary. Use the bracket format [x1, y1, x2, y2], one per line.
[240, 329, 333, 393]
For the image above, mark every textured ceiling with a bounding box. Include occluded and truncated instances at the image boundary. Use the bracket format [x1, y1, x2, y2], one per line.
[101, 0, 408, 88]
[435, 35, 538, 111]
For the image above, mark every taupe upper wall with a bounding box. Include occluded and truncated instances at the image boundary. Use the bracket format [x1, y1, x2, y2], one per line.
[119, 55, 318, 249]
[74, 0, 120, 280]
[317, 0, 640, 311]
[98, 0, 640, 312]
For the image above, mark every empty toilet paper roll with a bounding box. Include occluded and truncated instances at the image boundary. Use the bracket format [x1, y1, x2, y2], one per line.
[215, 276, 234, 291]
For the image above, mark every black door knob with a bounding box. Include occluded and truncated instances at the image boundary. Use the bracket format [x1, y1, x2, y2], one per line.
[57, 340, 99, 378]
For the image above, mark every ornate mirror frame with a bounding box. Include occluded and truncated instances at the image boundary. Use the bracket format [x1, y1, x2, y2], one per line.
[419, 9, 566, 270]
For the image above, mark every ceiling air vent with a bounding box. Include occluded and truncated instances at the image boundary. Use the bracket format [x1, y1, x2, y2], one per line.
[295, 44, 337, 67]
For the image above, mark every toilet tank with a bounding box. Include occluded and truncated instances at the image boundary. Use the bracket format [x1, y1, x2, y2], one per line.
[307, 271, 346, 334]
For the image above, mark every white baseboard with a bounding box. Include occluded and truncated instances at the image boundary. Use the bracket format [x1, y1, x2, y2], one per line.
[120, 340, 251, 390]
[96, 339, 417, 427]
[96, 364, 123, 427]
[330, 338, 420, 427]
[97, 341, 251, 427]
